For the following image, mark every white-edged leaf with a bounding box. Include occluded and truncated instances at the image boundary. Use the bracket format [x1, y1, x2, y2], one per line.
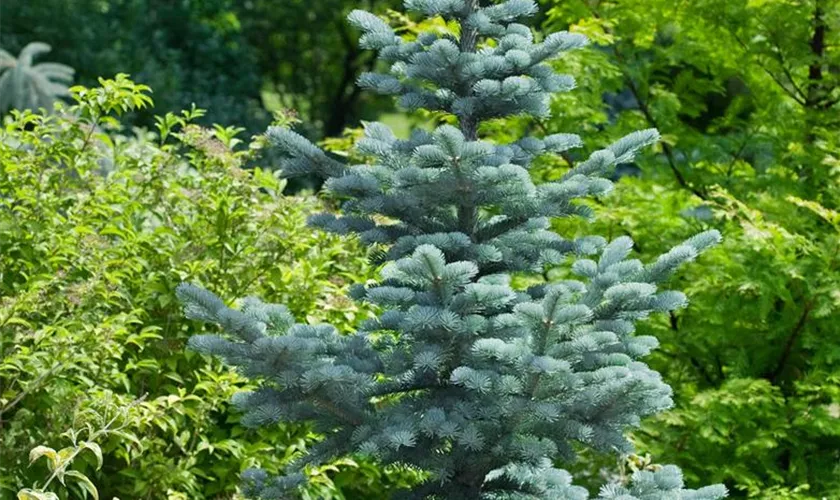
[65, 470, 99, 500]
[28, 446, 61, 472]
[28, 446, 57, 466]
[81, 442, 103, 470]
[17, 489, 59, 500]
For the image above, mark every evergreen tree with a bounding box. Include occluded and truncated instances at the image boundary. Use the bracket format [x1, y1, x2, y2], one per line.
[177, 1, 729, 498]
[0, 42, 74, 114]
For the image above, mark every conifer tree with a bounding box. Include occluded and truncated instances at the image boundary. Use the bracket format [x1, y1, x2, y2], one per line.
[177, 1, 729, 498]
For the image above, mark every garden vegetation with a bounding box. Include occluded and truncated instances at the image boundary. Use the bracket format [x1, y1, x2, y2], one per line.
[1, 0, 838, 498]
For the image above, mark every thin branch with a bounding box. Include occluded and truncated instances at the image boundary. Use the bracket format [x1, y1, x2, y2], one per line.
[752, 16, 810, 102]
[618, 65, 707, 200]
[730, 31, 808, 106]
[0, 363, 63, 420]
[767, 301, 813, 383]
[670, 312, 716, 386]
[724, 128, 756, 179]
[313, 396, 364, 427]
[372, 379, 442, 398]
[584, 3, 707, 199]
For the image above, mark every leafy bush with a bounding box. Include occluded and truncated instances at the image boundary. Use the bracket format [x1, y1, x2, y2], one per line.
[0, 75, 415, 499]
[528, 1, 840, 497]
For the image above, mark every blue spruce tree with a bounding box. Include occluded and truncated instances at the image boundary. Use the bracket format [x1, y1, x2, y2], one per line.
[177, 1, 728, 498]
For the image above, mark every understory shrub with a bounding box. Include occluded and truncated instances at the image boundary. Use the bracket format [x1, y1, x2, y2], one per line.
[0, 76, 414, 499]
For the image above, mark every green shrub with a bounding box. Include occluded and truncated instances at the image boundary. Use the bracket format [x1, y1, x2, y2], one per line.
[0, 76, 413, 499]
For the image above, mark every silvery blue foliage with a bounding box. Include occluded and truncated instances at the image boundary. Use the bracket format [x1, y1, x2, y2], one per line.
[177, 1, 727, 498]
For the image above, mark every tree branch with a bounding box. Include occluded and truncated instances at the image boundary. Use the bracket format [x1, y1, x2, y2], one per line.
[730, 31, 808, 106]
[618, 66, 708, 200]
[670, 312, 716, 386]
[584, 2, 707, 200]
[767, 301, 813, 383]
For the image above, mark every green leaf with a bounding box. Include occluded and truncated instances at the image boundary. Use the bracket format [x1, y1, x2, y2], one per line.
[81, 442, 104, 470]
[17, 490, 59, 500]
[28, 446, 58, 470]
[65, 470, 99, 500]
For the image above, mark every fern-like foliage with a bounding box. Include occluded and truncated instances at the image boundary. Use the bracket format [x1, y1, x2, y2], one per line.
[0, 42, 75, 113]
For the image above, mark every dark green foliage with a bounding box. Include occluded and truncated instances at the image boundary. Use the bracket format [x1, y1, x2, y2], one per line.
[1, 0, 265, 130]
[1, 0, 402, 136]
[241, 0, 402, 136]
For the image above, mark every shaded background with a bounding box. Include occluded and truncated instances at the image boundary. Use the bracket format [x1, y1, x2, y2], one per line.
[0, 0, 400, 136]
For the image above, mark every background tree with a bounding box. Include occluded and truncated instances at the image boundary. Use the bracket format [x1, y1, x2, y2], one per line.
[532, 0, 840, 497]
[0, 42, 74, 113]
[240, 0, 401, 137]
[0, 77, 417, 499]
[177, 1, 727, 498]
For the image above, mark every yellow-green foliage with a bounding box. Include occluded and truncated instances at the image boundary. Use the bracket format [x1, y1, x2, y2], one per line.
[0, 77, 414, 499]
